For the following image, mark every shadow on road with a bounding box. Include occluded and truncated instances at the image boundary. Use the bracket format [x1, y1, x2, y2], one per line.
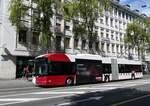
[65, 88, 150, 106]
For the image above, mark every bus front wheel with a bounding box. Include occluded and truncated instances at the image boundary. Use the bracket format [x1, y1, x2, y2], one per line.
[66, 78, 73, 86]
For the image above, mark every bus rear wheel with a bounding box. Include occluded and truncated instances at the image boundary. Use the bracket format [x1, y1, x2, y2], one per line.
[131, 74, 135, 80]
[66, 78, 73, 86]
[104, 75, 110, 82]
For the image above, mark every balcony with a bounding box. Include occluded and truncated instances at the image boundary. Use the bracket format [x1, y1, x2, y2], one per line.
[101, 37, 110, 44]
[65, 30, 72, 37]
[65, 21, 72, 27]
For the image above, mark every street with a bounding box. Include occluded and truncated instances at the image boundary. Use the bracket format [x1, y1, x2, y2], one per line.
[0, 77, 150, 106]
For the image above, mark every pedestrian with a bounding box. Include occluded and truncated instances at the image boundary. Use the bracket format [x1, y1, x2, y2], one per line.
[23, 66, 29, 80]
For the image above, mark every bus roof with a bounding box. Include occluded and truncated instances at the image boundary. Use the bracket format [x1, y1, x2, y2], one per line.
[102, 57, 142, 65]
[76, 54, 102, 61]
[36, 53, 71, 62]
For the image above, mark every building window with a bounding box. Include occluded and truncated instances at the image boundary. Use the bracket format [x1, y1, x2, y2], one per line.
[101, 32, 104, 38]
[74, 38, 79, 49]
[112, 44, 115, 53]
[64, 37, 70, 49]
[120, 46, 123, 54]
[101, 43, 104, 52]
[120, 33, 122, 42]
[55, 36, 61, 51]
[116, 32, 118, 41]
[95, 31, 98, 36]
[115, 19, 118, 28]
[101, 28, 104, 31]
[117, 45, 119, 53]
[119, 10, 121, 17]
[105, 17, 109, 25]
[32, 32, 39, 45]
[111, 34, 114, 40]
[122, 12, 125, 18]
[110, 19, 113, 27]
[107, 44, 110, 52]
[95, 42, 99, 51]
[119, 21, 122, 29]
[106, 33, 109, 39]
[114, 8, 117, 16]
[82, 40, 86, 49]
[65, 25, 70, 30]
[19, 29, 27, 43]
[111, 31, 114, 40]
[126, 13, 128, 20]
[89, 41, 93, 49]
[100, 19, 104, 24]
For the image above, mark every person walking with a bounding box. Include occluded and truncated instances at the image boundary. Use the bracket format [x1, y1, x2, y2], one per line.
[23, 66, 29, 80]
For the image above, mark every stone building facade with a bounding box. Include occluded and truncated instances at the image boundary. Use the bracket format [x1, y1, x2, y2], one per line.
[0, 0, 149, 79]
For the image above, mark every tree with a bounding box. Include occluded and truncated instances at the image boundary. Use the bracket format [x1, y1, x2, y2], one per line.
[124, 20, 149, 60]
[63, 0, 110, 53]
[144, 18, 150, 52]
[9, 0, 60, 51]
[33, 0, 54, 51]
[9, 0, 28, 31]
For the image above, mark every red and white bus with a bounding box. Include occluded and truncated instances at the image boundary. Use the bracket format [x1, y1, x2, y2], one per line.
[32, 53, 102, 86]
[32, 53, 143, 86]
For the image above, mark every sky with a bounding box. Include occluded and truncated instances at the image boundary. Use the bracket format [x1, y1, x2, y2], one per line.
[120, 0, 150, 16]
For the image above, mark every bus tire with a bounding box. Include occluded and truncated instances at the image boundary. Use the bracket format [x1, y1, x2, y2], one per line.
[66, 78, 73, 86]
[131, 74, 135, 80]
[104, 75, 110, 82]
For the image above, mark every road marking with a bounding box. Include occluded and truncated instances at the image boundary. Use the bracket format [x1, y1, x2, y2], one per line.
[111, 93, 150, 106]
[33, 91, 86, 95]
[0, 98, 40, 102]
[76, 87, 116, 89]
[0, 87, 36, 92]
[57, 96, 103, 106]
[0, 88, 79, 98]
[0, 94, 74, 106]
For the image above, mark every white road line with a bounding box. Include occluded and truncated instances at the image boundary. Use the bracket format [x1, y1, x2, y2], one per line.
[0, 92, 36, 98]
[33, 91, 86, 95]
[0, 94, 74, 106]
[75, 87, 117, 90]
[0, 98, 40, 102]
[0, 88, 85, 98]
[0, 87, 36, 92]
[0, 88, 72, 98]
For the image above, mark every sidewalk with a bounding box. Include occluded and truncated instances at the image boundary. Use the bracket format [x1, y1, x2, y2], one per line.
[0, 78, 34, 89]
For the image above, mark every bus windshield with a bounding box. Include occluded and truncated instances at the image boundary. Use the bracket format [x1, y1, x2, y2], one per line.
[34, 58, 48, 76]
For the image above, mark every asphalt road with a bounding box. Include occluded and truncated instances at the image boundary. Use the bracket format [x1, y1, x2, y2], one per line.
[0, 77, 150, 106]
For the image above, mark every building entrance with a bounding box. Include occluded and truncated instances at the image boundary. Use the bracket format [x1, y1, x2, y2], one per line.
[16, 56, 34, 78]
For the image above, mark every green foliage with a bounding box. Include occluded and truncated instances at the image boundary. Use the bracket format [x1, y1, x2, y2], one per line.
[143, 18, 150, 52]
[33, 0, 53, 47]
[9, 0, 60, 49]
[124, 19, 150, 59]
[63, 0, 110, 50]
[9, 0, 28, 31]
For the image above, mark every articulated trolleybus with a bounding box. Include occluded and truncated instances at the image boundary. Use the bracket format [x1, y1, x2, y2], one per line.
[32, 53, 143, 86]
